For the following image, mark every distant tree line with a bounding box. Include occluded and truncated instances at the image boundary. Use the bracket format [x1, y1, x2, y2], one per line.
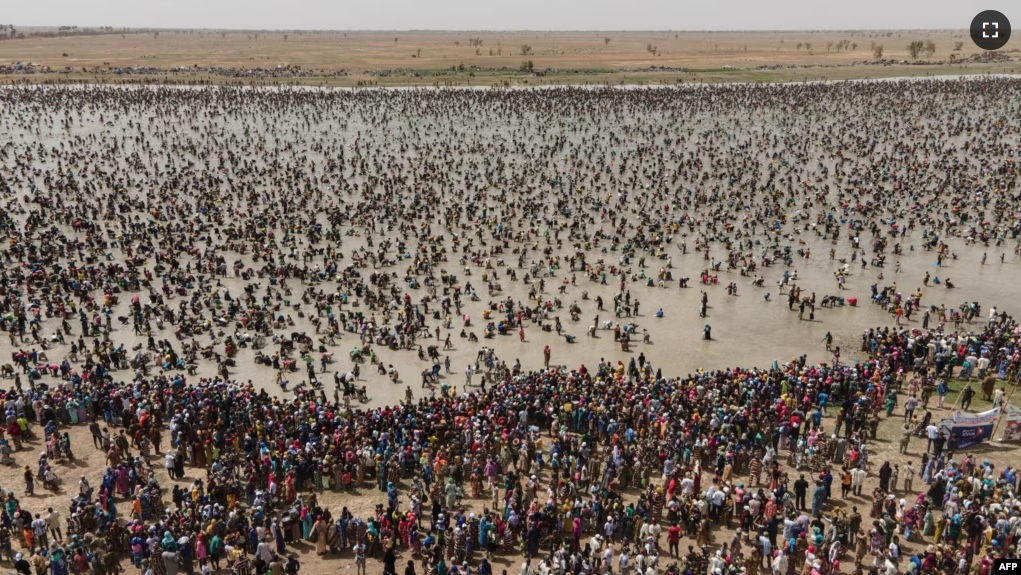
[3, 25, 133, 39]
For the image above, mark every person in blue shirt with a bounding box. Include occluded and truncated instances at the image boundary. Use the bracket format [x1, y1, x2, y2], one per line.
[811, 481, 827, 517]
[936, 380, 949, 409]
[1003, 467, 1018, 492]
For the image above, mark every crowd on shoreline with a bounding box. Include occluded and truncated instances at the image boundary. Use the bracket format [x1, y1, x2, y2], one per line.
[0, 309, 1020, 575]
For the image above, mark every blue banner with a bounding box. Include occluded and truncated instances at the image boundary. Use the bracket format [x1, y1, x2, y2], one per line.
[944, 422, 995, 448]
[940, 408, 1000, 449]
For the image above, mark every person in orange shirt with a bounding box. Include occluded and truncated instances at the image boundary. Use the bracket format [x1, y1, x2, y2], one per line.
[840, 468, 853, 499]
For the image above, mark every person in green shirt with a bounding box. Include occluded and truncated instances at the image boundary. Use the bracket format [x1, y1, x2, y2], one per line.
[209, 535, 224, 571]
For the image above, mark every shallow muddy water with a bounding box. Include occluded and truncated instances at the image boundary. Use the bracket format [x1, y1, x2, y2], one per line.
[1, 81, 1019, 408]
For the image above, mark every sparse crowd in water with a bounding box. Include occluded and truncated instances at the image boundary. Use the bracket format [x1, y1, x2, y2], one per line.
[0, 80, 1019, 575]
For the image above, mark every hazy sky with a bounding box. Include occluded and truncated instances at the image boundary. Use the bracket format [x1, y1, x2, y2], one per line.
[7, 0, 1007, 31]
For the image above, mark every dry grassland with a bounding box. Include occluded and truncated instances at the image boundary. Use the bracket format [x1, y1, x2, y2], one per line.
[1, 29, 1018, 85]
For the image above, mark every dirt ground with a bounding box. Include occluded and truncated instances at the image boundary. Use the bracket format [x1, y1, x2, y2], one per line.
[2, 30, 1018, 86]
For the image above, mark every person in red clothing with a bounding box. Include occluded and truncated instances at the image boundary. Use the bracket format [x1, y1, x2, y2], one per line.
[667, 523, 682, 558]
[72, 550, 91, 575]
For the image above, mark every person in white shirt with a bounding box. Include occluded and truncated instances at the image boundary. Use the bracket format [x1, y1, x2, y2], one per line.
[618, 551, 630, 575]
[603, 518, 616, 543]
[662, 458, 674, 480]
[771, 550, 787, 575]
[679, 476, 694, 496]
[711, 489, 726, 520]
[353, 543, 366, 575]
[639, 522, 652, 545]
[887, 537, 901, 562]
[926, 424, 940, 452]
[964, 355, 979, 378]
[589, 535, 602, 555]
[257, 536, 275, 563]
[851, 467, 867, 496]
[759, 534, 772, 560]
[977, 356, 991, 380]
[45, 508, 62, 543]
[903, 395, 918, 422]
[747, 496, 761, 517]
[648, 524, 662, 552]
[710, 551, 726, 575]
[165, 451, 176, 479]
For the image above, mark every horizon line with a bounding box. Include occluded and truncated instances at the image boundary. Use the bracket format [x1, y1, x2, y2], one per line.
[8, 26, 971, 33]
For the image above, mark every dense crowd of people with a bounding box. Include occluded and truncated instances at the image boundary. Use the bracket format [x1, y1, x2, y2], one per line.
[1, 315, 1021, 575]
[0, 80, 1020, 575]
